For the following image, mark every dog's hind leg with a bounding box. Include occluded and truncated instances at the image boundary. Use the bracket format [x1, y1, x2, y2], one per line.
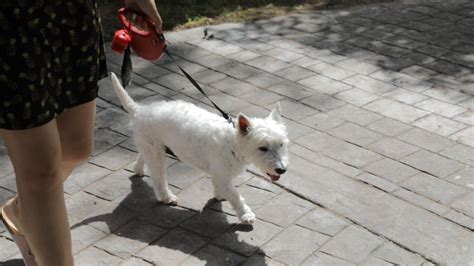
[140, 147, 178, 205]
[212, 178, 255, 224]
[133, 154, 146, 176]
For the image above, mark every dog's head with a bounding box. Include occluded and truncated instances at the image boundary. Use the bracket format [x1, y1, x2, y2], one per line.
[235, 102, 289, 182]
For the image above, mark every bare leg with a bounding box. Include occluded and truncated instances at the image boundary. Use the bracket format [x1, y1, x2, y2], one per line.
[0, 100, 95, 265]
[1, 120, 73, 266]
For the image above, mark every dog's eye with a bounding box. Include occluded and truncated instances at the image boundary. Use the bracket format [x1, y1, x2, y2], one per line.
[280, 143, 283, 147]
[259, 147, 268, 152]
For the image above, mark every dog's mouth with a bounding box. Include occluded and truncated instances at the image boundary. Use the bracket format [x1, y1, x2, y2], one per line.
[266, 172, 280, 182]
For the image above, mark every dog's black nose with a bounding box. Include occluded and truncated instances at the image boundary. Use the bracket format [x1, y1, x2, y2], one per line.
[275, 168, 286, 175]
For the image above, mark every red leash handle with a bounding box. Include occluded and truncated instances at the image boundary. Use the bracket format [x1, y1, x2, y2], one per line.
[112, 8, 166, 61]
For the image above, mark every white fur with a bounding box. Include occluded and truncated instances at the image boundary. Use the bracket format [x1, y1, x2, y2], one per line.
[110, 73, 289, 224]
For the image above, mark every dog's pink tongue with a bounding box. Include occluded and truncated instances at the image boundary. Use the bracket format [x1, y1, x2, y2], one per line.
[267, 173, 280, 182]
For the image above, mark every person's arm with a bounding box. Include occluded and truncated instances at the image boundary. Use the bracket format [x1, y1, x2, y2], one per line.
[125, 0, 163, 29]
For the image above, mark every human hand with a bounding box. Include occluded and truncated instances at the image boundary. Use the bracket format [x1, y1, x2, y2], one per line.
[125, 0, 163, 31]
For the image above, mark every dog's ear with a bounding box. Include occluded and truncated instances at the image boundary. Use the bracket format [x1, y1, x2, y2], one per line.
[238, 113, 251, 135]
[269, 102, 283, 122]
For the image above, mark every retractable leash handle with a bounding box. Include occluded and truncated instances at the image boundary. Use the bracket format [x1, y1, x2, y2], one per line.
[111, 8, 166, 61]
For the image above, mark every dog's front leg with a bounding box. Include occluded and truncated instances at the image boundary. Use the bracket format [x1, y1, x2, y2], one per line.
[212, 178, 256, 224]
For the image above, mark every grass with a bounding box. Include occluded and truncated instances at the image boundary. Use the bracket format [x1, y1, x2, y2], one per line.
[99, 0, 390, 41]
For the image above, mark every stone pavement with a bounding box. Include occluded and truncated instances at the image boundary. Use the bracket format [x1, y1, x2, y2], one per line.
[1, 0, 474, 265]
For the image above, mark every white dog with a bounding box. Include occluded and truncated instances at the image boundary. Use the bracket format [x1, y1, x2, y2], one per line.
[110, 73, 289, 224]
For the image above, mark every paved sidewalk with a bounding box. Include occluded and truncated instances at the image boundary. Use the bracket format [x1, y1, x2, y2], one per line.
[1, 0, 474, 265]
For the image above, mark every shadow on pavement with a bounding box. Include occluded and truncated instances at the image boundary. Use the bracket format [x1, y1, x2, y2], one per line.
[72, 175, 266, 265]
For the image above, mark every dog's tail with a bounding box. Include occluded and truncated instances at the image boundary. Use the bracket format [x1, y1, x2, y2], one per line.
[110, 72, 139, 115]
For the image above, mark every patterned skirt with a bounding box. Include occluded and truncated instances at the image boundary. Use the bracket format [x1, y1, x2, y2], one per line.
[0, 0, 108, 130]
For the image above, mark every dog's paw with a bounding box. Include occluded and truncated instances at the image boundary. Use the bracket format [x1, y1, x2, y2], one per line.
[133, 165, 146, 176]
[240, 212, 256, 224]
[162, 194, 179, 205]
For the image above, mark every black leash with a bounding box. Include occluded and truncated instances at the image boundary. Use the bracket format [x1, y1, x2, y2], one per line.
[119, 42, 233, 125]
[163, 49, 233, 125]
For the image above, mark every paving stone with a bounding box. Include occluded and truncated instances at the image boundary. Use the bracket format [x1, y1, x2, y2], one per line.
[0, 146, 13, 178]
[296, 207, 349, 236]
[328, 123, 382, 146]
[0, 237, 19, 262]
[246, 56, 292, 73]
[281, 117, 313, 141]
[361, 256, 393, 266]
[329, 105, 383, 126]
[364, 98, 430, 123]
[75, 246, 122, 266]
[294, 131, 344, 152]
[405, 148, 465, 177]
[71, 224, 107, 254]
[291, 56, 321, 68]
[302, 251, 355, 265]
[367, 138, 419, 159]
[182, 244, 247, 266]
[208, 92, 251, 113]
[413, 114, 467, 137]
[245, 73, 285, 89]
[213, 219, 283, 256]
[180, 209, 238, 238]
[397, 128, 455, 152]
[227, 50, 261, 62]
[120, 257, 152, 265]
[94, 220, 167, 258]
[211, 77, 258, 97]
[95, 107, 128, 129]
[85, 169, 133, 201]
[166, 162, 206, 190]
[355, 173, 399, 193]
[322, 142, 384, 168]
[363, 157, 419, 183]
[334, 88, 380, 106]
[299, 112, 345, 131]
[392, 188, 451, 215]
[242, 254, 286, 266]
[443, 210, 474, 231]
[320, 225, 383, 264]
[89, 146, 137, 171]
[75, 195, 138, 234]
[298, 74, 352, 95]
[240, 89, 285, 107]
[263, 225, 329, 265]
[335, 58, 380, 75]
[444, 167, 474, 190]
[383, 88, 428, 105]
[136, 228, 208, 265]
[267, 81, 316, 100]
[400, 173, 468, 205]
[423, 87, 471, 104]
[400, 65, 437, 80]
[301, 92, 347, 112]
[290, 144, 361, 177]
[343, 74, 398, 95]
[415, 98, 467, 118]
[453, 110, 474, 126]
[274, 66, 314, 81]
[262, 47, 304, 62]
[66, 191, 109, 223]
[273, 99, 318, 120]
[92, 129, 128, 156]
[450, 192, 474, 218]
[309, 62, 357, 80]
[190, 69, 227, 85]
[372, 242, 425, 265]
[256, 192, 313, 227]
[0, 174, 15, 194]
[449, 127, 474, 148]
